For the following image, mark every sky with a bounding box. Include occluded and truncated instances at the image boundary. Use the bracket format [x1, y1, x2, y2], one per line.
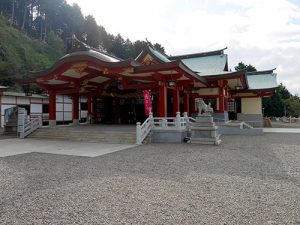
[66, 0, 300, 95]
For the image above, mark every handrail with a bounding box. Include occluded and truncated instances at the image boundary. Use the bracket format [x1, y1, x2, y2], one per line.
[136, 113, 153, 144]
[18, 108, 42, 138]
[136, 112, 256, 144]
[239, 121, 253, 129]
[224, 120, 255, 129]
[136, 112, 190, 144]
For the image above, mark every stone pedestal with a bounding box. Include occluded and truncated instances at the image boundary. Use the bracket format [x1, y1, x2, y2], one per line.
[190, 114, 221, 145]
[49, 120, 56, 127]
[72, 119, 79, 125]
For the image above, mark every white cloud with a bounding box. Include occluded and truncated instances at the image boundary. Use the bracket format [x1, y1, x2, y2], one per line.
[66, 0, 300, 95]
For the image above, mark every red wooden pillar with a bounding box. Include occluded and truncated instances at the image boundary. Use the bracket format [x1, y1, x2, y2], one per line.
[190, 95, 195, 114]
[158, 85, 167, 117]
[49, 92, 56, 127]
[72, 95, 79, 124]
[219, 87, 225, 112]
[173, 88, 180, 116]
[183, 91, 190, 115]
[115, 98, 121, 124]
[92, 97, 97, 123]
[87, 95, 92, 114]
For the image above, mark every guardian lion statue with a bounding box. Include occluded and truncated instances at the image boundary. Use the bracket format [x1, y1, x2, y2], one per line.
[195, 98, 214, 115]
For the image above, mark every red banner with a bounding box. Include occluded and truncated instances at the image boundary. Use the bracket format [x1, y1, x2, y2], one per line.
[143, 90, 152, 116]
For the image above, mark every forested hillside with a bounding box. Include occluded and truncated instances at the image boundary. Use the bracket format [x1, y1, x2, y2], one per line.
[0, 16, 64, 89]
[0, 0, 165, 90]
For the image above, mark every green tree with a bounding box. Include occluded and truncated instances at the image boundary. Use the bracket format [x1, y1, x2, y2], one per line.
[153, 43, 165, 54]
[263, 93, 285, 117]
[0, 0, 168, 93]
[283, 96, 300, 117]
[262, 83, 294, 117]
[47, 30, 64, 54]
[83, 15, 100, 48]
[235, 62, 257, 72]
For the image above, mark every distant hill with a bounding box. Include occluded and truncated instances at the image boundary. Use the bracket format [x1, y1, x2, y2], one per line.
[0, 0, 166, 92]
[0, 16, 64, 91]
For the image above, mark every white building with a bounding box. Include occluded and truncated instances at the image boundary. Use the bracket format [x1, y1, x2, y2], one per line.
[0, 89, 88, 127]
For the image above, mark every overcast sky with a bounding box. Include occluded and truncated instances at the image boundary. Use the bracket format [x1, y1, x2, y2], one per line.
[66, 0, 300, 95]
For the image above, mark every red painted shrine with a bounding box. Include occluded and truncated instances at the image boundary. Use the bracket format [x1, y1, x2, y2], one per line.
[22, 40, 278, 126]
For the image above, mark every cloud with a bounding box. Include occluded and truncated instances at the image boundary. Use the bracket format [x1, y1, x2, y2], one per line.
[66, 0, 300, 95]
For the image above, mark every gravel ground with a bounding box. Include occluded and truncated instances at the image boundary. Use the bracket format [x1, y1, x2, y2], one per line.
[271, 121, 300, 128]
[0, 133, 299, 225]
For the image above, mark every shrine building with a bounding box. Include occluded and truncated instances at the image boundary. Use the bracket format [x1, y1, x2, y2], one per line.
[22, 41, 278, 127]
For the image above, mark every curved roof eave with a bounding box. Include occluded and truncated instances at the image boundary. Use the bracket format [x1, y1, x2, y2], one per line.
[246, 68, 277, 75]
[233, 87, 278, 93]
[169, 47, 228, 60]
[200, 69, 249, 89]
[31, 50, 141, 77]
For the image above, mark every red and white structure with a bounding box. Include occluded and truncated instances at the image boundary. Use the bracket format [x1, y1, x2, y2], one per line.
[21, 43, 278, 128]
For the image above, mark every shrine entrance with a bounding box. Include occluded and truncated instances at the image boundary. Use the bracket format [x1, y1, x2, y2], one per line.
[95, 97, 146, 124]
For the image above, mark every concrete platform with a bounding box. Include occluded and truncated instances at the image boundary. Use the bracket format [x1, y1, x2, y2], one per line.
[263, 128, 300, 133]
[0, 138, 136, 157]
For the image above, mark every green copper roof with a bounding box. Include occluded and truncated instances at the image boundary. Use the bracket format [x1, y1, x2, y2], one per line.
[148, 47, 171, 63]
[246, 70, 278, 90]
[180, 54, 228, 73]
[61, 49, 121, 63]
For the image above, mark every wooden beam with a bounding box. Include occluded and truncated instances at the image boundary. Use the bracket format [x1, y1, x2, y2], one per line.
[121, 81, 159, 90]
[56, 90, 81, 95]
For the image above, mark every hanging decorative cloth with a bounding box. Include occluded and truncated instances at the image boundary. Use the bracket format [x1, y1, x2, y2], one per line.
[143, 90, 152, 116]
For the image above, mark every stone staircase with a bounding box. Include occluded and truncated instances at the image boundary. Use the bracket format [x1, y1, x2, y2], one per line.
[28, 125, 136, 144]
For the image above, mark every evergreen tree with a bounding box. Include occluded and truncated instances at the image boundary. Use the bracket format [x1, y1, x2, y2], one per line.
[0, 0, 167, 90]
[83, 15, 100, 48]
[262, 83, 296, 117]
[235, 62, 257, 72]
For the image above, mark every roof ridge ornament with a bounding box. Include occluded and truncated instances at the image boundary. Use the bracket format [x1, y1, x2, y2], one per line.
[145, 38, 153, 48]
[70, 34, 91, 52]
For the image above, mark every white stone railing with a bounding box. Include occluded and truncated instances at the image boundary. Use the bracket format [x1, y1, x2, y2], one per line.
[136, 113, 260, 143]
[239, 121, 254, 129]
[152, 112, 187, 130]
[136, 113, 153, 145]
[280, 116, 300, 124]
[136, 112, 194, 144]
[18, 108, 42, 138]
